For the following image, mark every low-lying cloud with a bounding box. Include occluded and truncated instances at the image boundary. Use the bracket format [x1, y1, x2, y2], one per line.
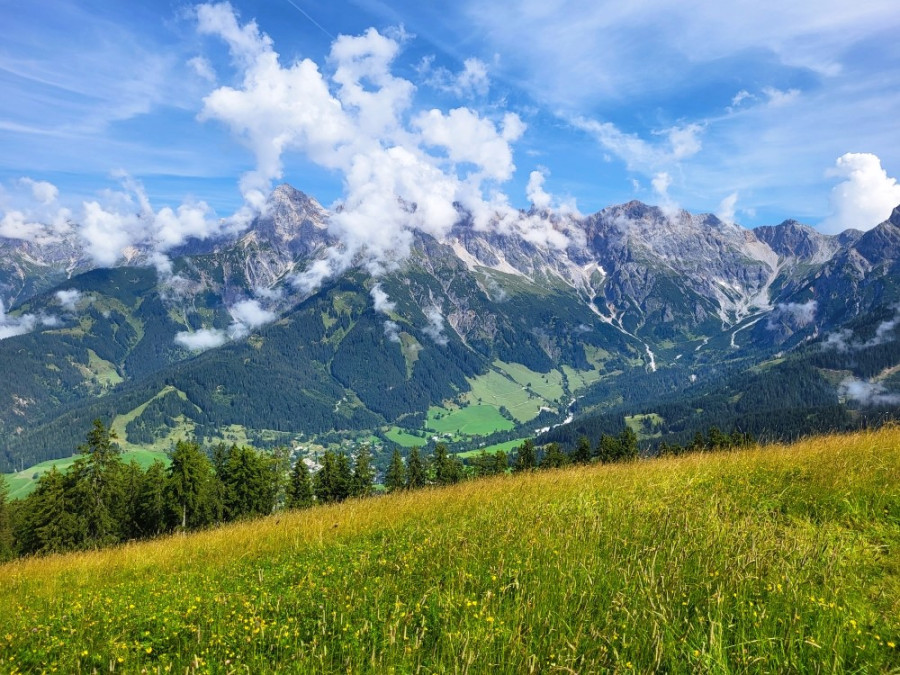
[383, 319, 401, 343]
[175, 327, 228, 351]
[229, 298, 275, 330]
[176, 297, 276, 350]
[1, 174, 234, 267]
[423, 306, 448, 345]
[824, 311, 899, 352]
[55, 289, 82, 312]
[370, 284, 396, 314]
[767, 300, 817, 330]
[838, 377, 900, 407]
[0, 298, 57, 341]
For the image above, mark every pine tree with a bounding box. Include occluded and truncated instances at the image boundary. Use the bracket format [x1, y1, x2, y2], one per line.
[540, 442, 570, 469]
[573, 436, 592, 464]
[351, 445, 375, 498]
[514, 439, 537, 472]
[384, 449, 407, 492]
[406, 447, 426, 489]
[287, 458, 314, 509]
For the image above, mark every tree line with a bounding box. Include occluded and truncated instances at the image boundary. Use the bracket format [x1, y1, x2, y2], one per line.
[0, 421, 754, 562]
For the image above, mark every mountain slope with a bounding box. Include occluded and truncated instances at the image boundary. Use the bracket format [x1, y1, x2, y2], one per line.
[1, 186, 899, 470]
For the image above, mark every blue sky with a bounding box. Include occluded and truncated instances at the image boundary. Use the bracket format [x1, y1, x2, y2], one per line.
[1, 0, 899, 239]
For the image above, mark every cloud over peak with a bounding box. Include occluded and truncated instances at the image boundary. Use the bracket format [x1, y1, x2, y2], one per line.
[821, 153, 900, 233]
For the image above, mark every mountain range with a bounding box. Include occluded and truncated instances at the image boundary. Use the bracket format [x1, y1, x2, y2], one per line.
[2, 184, 899, 472]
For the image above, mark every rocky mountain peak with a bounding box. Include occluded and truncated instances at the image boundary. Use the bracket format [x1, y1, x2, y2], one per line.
[245, 184, 332, 256]
[852, 204, 900, 264]
[752, 219, 840, 263]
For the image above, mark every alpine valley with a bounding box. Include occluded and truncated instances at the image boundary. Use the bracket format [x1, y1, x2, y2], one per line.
[2, 183, 900, 474]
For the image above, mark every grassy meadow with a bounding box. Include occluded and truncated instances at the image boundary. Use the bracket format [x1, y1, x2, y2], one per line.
[1, 429, 899, 673]
[2, 449, 169, 501]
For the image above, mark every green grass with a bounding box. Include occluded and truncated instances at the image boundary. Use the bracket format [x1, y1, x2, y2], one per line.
[79, 349, 124, 388]
[625, 412, 665, 439]
[384, 427, 428, 448]
[455, 438, 527, 459]
[2, 449, 169, 501]
[495, 361, 566, 402]
[1, 429, 899, 672]
[110, 386, 198, 452]
[426, 404, 514, 436]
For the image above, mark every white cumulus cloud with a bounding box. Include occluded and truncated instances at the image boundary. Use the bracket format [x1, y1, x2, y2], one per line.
[820, 153, 900, 233]
[717, 192, 739, 224]
[420, 56, 490, 98]
[194, 4, 532, 294]
[526, 170, 552, 210]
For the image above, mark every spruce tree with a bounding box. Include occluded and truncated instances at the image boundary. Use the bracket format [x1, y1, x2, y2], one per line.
[270, 446, 292, 509]
[16, 467, 79, 555]
[165, 439, 219, 530]
[707, 427, 728, 450]
[287, 458, 314, 508]
[514, 439, 537, 472]
[573, 436, 592, 464]
[314, 451, 337, 503]
[335, 453, 353, 501]
[0, 478, 12, 561]
[351, 445, 375, 498]
[384, 449, 407, 492]
[406, 447, 426, 489]
[540, 443, 570, 469]
[137, 460, 169, 536]
[432, 443, 451, 485]
[596, 434, 621, 464]
[618, 427, 639, 460]
[314, 451, 351, 503]
[119, 460, 146, 540]
[472, 450, 494, 477]
[691, 431, 707, 452]
[218, 445, 278, 521]
[71, 419, 125, 547]
[493, 450, 508, 474]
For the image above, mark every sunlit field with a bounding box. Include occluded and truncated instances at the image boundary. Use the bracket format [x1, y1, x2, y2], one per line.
[1, 428, 898, 673]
